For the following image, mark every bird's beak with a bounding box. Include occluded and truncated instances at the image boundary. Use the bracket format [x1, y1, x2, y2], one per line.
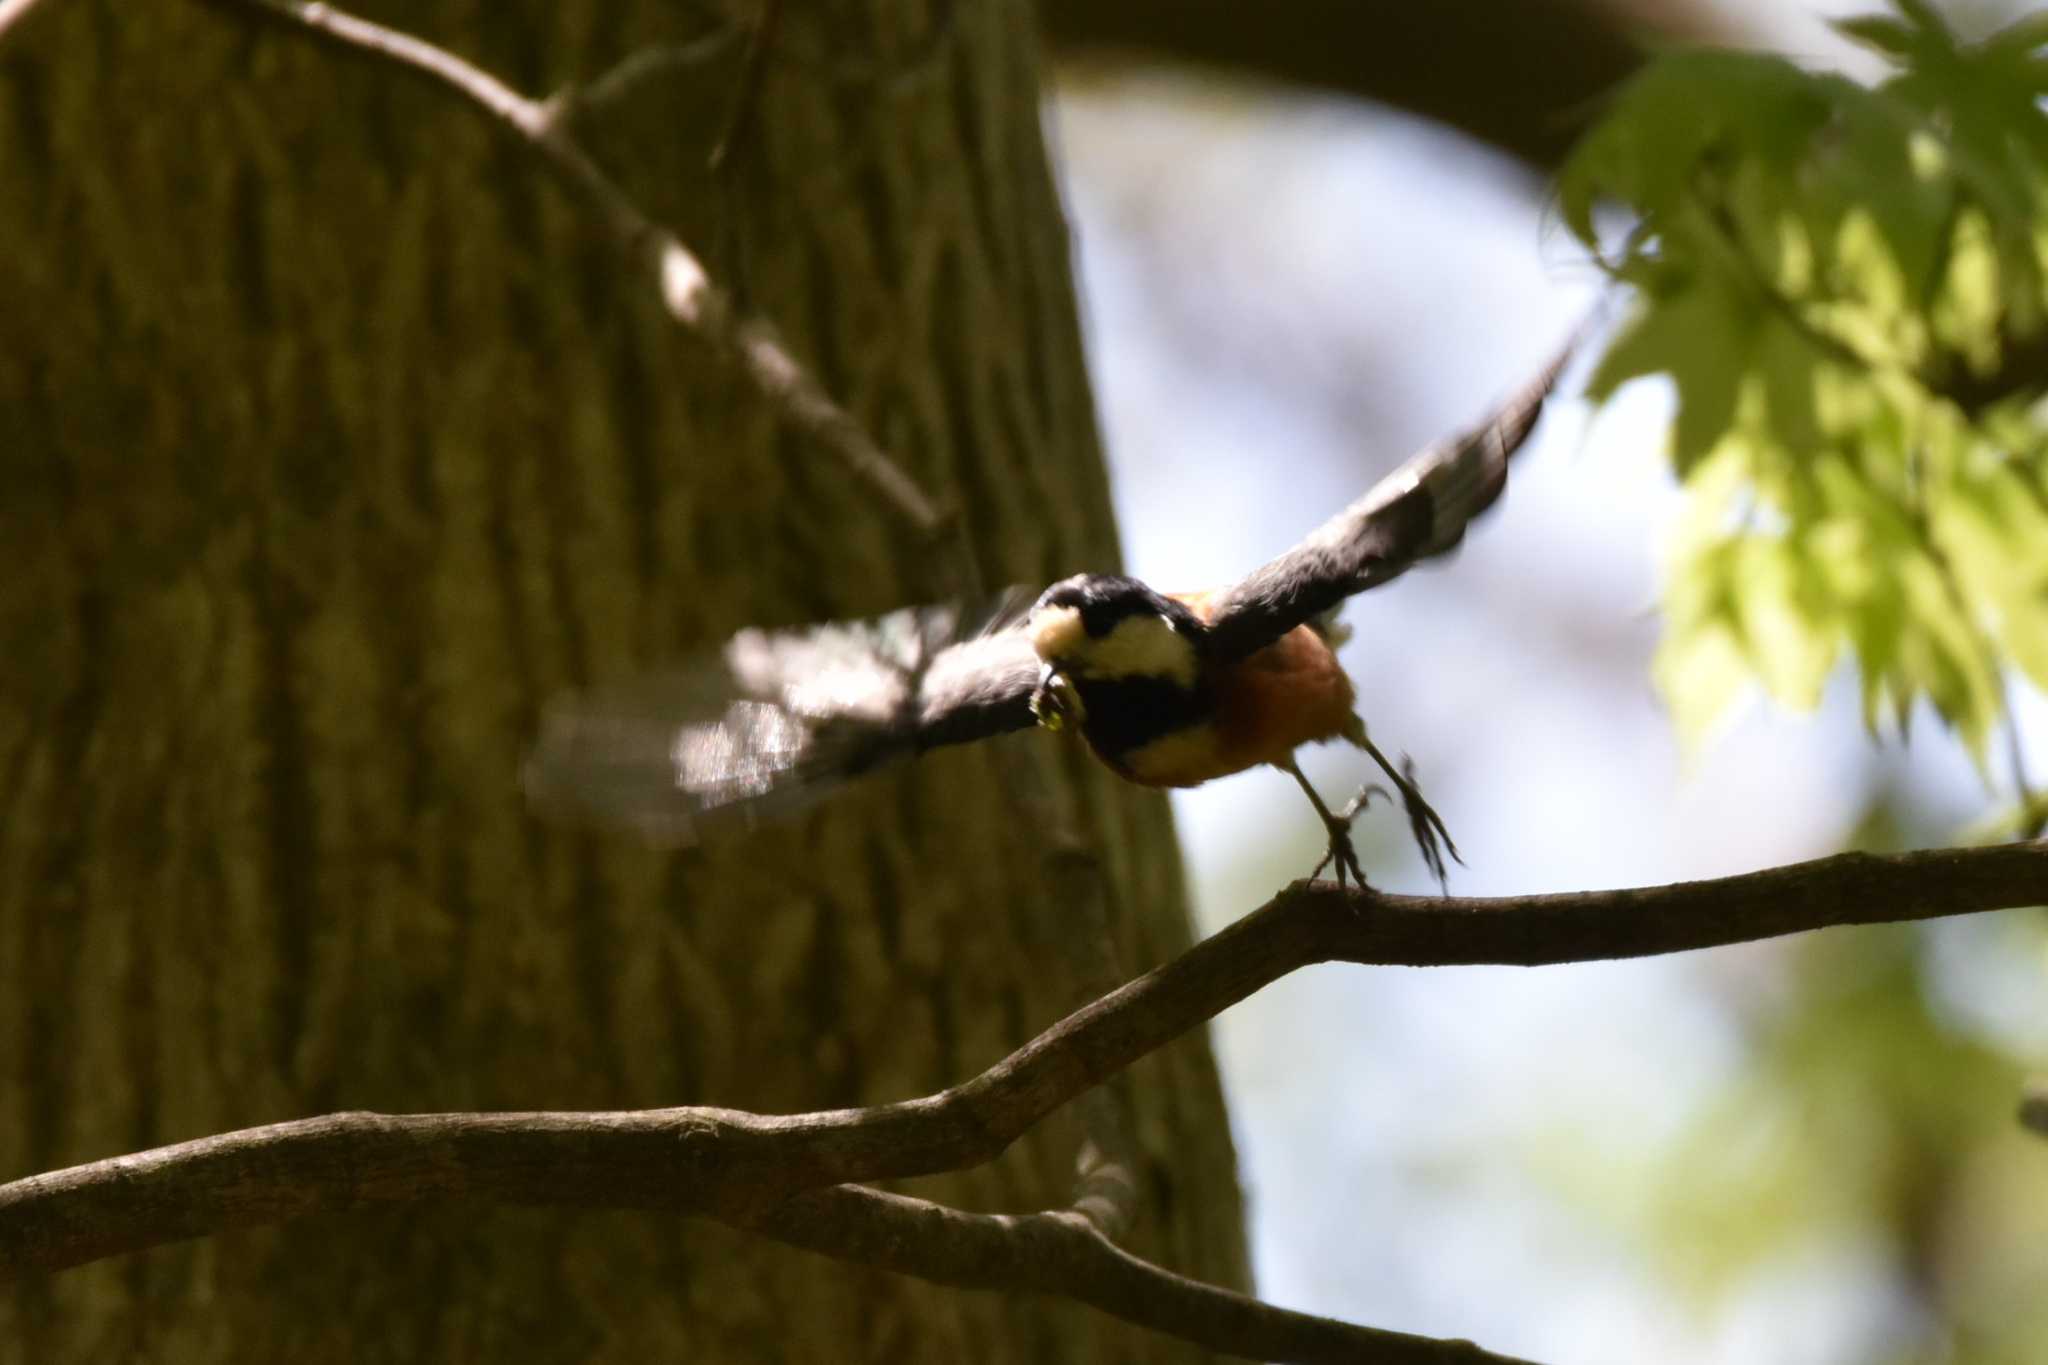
[1031, 663, 1083, 732]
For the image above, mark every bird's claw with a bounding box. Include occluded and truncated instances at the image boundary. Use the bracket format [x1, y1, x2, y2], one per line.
[1388, 755, 1460, 894]
[1308, 819, 1369, 889]
[1307, 788, 1380, 889]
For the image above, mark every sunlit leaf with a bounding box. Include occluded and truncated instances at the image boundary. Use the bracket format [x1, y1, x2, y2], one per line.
[1574, 4, 2048, 767]
[1888, 0, 1954, 47]
[1557, 51, 1836, 249]
[1931, 211, 2006, 374]
[1831, 15, 1919, 60]
[1732, 539, 1838, 709]
[1982, 12, 2048, 62]
[1818, 110, 1953, 302]
[1939, 464, 2048, 689]
[1654, 617, 1751, 750]
[1589, 283, 1755, 475]
[1899, 556, 2000, 757]
[1757, 319, 1826, 455]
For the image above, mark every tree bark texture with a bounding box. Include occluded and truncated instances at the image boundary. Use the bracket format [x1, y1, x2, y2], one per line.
[0, 1, 1248, 1359]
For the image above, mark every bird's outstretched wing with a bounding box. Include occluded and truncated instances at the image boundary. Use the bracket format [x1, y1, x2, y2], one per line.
[524, 600, 1041, 844]
[1197, 337, 1575, 662]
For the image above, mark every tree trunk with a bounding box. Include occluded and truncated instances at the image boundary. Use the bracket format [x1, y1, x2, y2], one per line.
[0, 1, 1248, 1359]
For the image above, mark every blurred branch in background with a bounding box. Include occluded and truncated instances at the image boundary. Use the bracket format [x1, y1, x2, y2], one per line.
[1041, 0, 1749, 169]
[194, 0, 982, 595]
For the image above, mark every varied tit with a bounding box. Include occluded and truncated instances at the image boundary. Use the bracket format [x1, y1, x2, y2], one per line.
[526, 338, 1573, 886]
[1023, 573, 1422, 886]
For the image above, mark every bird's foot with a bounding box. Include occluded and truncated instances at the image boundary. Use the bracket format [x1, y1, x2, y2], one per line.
[1307, 784, 1387, 890]
[1386, 756, 1460, 894]
[1307, 824, 1366, 889]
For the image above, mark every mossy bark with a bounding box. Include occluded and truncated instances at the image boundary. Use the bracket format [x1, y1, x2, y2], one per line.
[0, 1, 1247, 1359]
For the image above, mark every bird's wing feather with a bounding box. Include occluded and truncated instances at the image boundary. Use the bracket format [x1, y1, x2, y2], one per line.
[524, 602, 1041, 845]
[1198, 337, 1574, 662]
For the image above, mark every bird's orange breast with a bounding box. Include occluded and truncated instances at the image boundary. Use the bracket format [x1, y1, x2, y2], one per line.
[1210, 620, 1358, 770]
[1109, 593, 1358, 789]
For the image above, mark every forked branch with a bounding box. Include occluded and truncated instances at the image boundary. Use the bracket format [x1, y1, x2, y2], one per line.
[4, 843, 2041, 1363]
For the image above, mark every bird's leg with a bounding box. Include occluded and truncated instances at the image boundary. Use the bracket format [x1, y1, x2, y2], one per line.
[1345, 718, 1461, 893]
[1278, 756, 1368, 889]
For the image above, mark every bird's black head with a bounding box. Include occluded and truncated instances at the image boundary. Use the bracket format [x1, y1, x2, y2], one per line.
[1030, 574, 1204, 645]
[1025, 574, 1206, 734]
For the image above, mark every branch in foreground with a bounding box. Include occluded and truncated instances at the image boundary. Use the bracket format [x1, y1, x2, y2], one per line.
[743, 1185, 1540, 1365]
[5, 842, 2041, 1285]
[198, 0, 974, 590]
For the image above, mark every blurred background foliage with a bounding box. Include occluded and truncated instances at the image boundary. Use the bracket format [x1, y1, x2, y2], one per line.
[1563, 1, 2048, 792]
[1046, 1, 2047, 1361]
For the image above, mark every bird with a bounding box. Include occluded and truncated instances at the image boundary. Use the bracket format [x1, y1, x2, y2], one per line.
[525, 338, 1573, 886]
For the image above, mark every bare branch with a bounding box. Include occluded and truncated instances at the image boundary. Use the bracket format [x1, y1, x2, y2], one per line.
[195, 0, 960, 564]
[5, 841, 2041, 1285]
[742, 1185, 1541, 1365]
[0, 0, 56, 47]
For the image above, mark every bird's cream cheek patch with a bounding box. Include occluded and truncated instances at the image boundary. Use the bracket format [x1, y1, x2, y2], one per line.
[1031, 604, 1197, 687]
[1091, 615, 1197, 686]
[1029, 605, 1086, 662]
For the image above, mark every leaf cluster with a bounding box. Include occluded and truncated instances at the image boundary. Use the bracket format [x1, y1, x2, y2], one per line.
[1560, 1, 2048, 757]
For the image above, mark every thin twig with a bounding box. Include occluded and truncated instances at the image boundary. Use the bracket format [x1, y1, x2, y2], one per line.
[196, 0, 955, 550]
[540, 29, 743, 129]
[4, 841, 2042, 1284]
[707, 0, 781, 173]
